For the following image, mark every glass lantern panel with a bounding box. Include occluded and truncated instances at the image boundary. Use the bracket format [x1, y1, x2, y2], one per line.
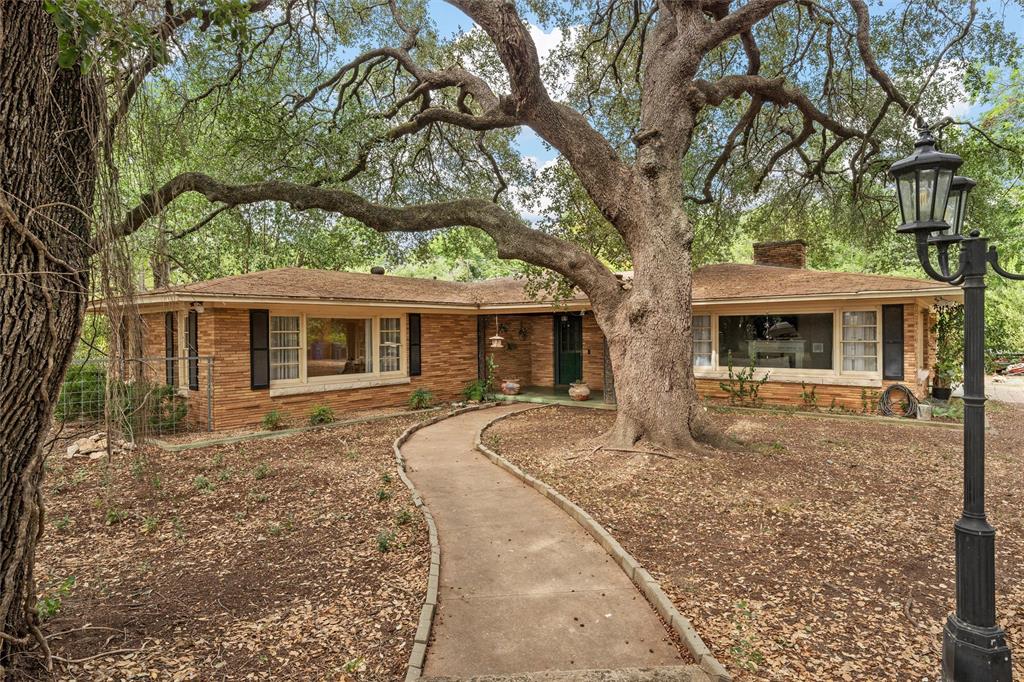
[898, 174, 916, 223]
[934, 169, 953, 222]
[917, 169, 936, 221]
[942, 192, 961, 236]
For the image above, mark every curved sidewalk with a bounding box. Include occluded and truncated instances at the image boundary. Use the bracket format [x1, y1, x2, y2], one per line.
[402, 405, 689, 678]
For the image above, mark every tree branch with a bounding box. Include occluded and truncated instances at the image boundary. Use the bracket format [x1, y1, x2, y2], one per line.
[108, 173, 624, 303]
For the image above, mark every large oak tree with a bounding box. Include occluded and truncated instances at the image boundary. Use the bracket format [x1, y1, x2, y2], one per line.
[0, 0, 1015, 670]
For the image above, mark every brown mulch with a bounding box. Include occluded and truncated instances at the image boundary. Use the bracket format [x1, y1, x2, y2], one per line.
[150, 406, 423, 445]
[29, 412, 436, 681]
[484, 404, 1024, 681]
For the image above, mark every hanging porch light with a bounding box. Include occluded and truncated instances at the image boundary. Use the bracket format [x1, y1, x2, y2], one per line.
[489, 315, 505, 349]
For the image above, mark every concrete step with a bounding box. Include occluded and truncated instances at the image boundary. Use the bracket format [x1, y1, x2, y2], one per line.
[420, 665, 710, 682]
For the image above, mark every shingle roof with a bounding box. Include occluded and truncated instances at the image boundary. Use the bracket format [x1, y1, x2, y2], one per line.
[132, 263, 957, 308]
[689, 263, 956, 301]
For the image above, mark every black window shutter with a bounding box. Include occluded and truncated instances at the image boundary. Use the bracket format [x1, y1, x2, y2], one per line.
[882, 304, 905, 380]
[408, 313, 422, 377]
[164, 312, 177, 386]
[187, 310, 199, 390]
[250, 309, 270, 389]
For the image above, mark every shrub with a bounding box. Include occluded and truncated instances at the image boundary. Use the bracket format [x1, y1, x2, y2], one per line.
[54, 364, 106, 422]
[376, 488, 392, 502]
[261, 409, 285, 431]
[377, 530, 397, 552]
[309, 404, 335, 426]
[148, 384, 188, 432]
[252, 462, 271, 480]
[193, 475, 214, 491]
[719, 353, 770, 407]
[395, 509, 413, 525]
[462, 379, 488, 402]
[408, 388, 434, 410]
[104, 507, 127, 526]
[36, 576, 76, 622]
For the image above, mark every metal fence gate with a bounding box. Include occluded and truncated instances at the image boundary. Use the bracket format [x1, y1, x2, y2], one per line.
[55, 356, 214, 440]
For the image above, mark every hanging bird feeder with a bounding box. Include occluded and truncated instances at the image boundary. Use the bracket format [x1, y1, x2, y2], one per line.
[489, 315, 505, 349]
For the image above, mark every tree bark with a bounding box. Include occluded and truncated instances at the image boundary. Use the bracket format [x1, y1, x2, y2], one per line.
[0, 3, 97, 672]
[592, 181, 706, 450]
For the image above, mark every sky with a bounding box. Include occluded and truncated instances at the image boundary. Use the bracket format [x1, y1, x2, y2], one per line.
[425, 0, 1024, 167]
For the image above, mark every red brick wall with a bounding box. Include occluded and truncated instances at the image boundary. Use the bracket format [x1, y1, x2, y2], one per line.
[529, 316, 554, 386]
[139, 301, 935, 423]
[581, 313, 605, 390]
[143, 308, 477, 430]
[483, 315, 534, 384]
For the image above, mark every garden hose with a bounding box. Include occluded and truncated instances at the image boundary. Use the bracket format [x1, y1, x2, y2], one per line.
[879, 383, 920, 418]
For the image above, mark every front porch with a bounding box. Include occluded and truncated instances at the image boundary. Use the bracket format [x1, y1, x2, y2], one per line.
[492, 385, 616, 410]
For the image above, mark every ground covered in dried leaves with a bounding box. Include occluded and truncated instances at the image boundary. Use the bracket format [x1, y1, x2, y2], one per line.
[30, 412, 435, 680]
[484, 404, 1024, 681]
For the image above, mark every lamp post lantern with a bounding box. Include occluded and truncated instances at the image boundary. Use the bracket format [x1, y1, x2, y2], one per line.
[891, 129, 1023, 681]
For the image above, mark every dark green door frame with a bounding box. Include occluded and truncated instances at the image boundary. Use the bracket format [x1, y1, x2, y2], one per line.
[554, 314, 583, 385]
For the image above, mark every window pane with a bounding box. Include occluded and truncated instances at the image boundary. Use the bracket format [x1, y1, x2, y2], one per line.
[307, 318, 371, 377]
[718, 314, 833, 370]
[379, 317, 401, 372]
[841, 311, 878, 373]
[693, 315, 712, 367]
[844, 357, 878, 372]
[269, 316, 300, 381]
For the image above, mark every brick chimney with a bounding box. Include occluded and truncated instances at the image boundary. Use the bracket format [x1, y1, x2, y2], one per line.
[752, 240, 807, 269]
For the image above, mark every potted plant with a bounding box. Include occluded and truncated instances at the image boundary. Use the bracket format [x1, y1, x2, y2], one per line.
[500, 378, 522, 395]
[932, 363, 956, 401]
[568, 381, 591, 401]
[933, 305, 964, 401]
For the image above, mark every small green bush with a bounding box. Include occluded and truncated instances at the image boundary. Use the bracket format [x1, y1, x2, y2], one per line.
[309, 404, 335, 426]
[105, 507, 127, 526]
[462, 379, 488, 402]
[377, 530, 397, 552]
[376, 488, 392, 502]
[408, 388, 434, 409]
[148, 385, 188, 432]
[193, 475, 214, 491]
[54, 364, 106, 422]
[261, 409, 285, 431]
[252, 462, 271, 480]
[395, 509, 413, 525]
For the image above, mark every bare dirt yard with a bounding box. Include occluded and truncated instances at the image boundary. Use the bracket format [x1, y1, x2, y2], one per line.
[484, 404, 1024, 681]
[26, 411, 435, 681]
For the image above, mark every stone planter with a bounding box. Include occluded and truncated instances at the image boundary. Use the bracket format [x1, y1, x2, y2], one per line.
[500, 378, 522, 396]
[568, 382, 591, 401]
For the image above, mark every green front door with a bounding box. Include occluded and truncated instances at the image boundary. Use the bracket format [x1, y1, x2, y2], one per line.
[555, 315, 583, 385]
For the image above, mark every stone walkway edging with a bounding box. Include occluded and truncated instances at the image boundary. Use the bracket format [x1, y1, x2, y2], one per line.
[474, 407, 732, 682]
[393, 403, 500, 681]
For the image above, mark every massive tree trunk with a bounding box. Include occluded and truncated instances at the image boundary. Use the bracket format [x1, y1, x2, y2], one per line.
[593, 185, 705, 450]
[0, 3, 97, 672]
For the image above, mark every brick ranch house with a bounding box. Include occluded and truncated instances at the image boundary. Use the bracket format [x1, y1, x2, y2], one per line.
[118, 241, 961, 429]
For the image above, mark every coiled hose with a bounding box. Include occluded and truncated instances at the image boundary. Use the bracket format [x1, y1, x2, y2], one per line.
[879, 383, 919, 418]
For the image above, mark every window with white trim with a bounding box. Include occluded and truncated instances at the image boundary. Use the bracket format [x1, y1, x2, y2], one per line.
[270, 316, 300, 380]
[693, 315, 712, 367]
[841, 310, 878, 372]
[268, 314, 404, 384]
[379, 317, 402, 372]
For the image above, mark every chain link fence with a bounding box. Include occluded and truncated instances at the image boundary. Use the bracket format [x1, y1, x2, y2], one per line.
[55, 356, 213, 440]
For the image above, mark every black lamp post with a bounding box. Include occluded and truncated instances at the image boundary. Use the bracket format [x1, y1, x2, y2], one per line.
[891, 130, 1022, 681]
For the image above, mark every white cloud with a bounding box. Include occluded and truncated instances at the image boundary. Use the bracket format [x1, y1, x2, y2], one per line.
[937, 61, 973, 120]
[528, 24, 578, 99]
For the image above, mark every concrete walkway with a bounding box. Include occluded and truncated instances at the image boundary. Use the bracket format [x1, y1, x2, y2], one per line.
[402, 405, 690, 678]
